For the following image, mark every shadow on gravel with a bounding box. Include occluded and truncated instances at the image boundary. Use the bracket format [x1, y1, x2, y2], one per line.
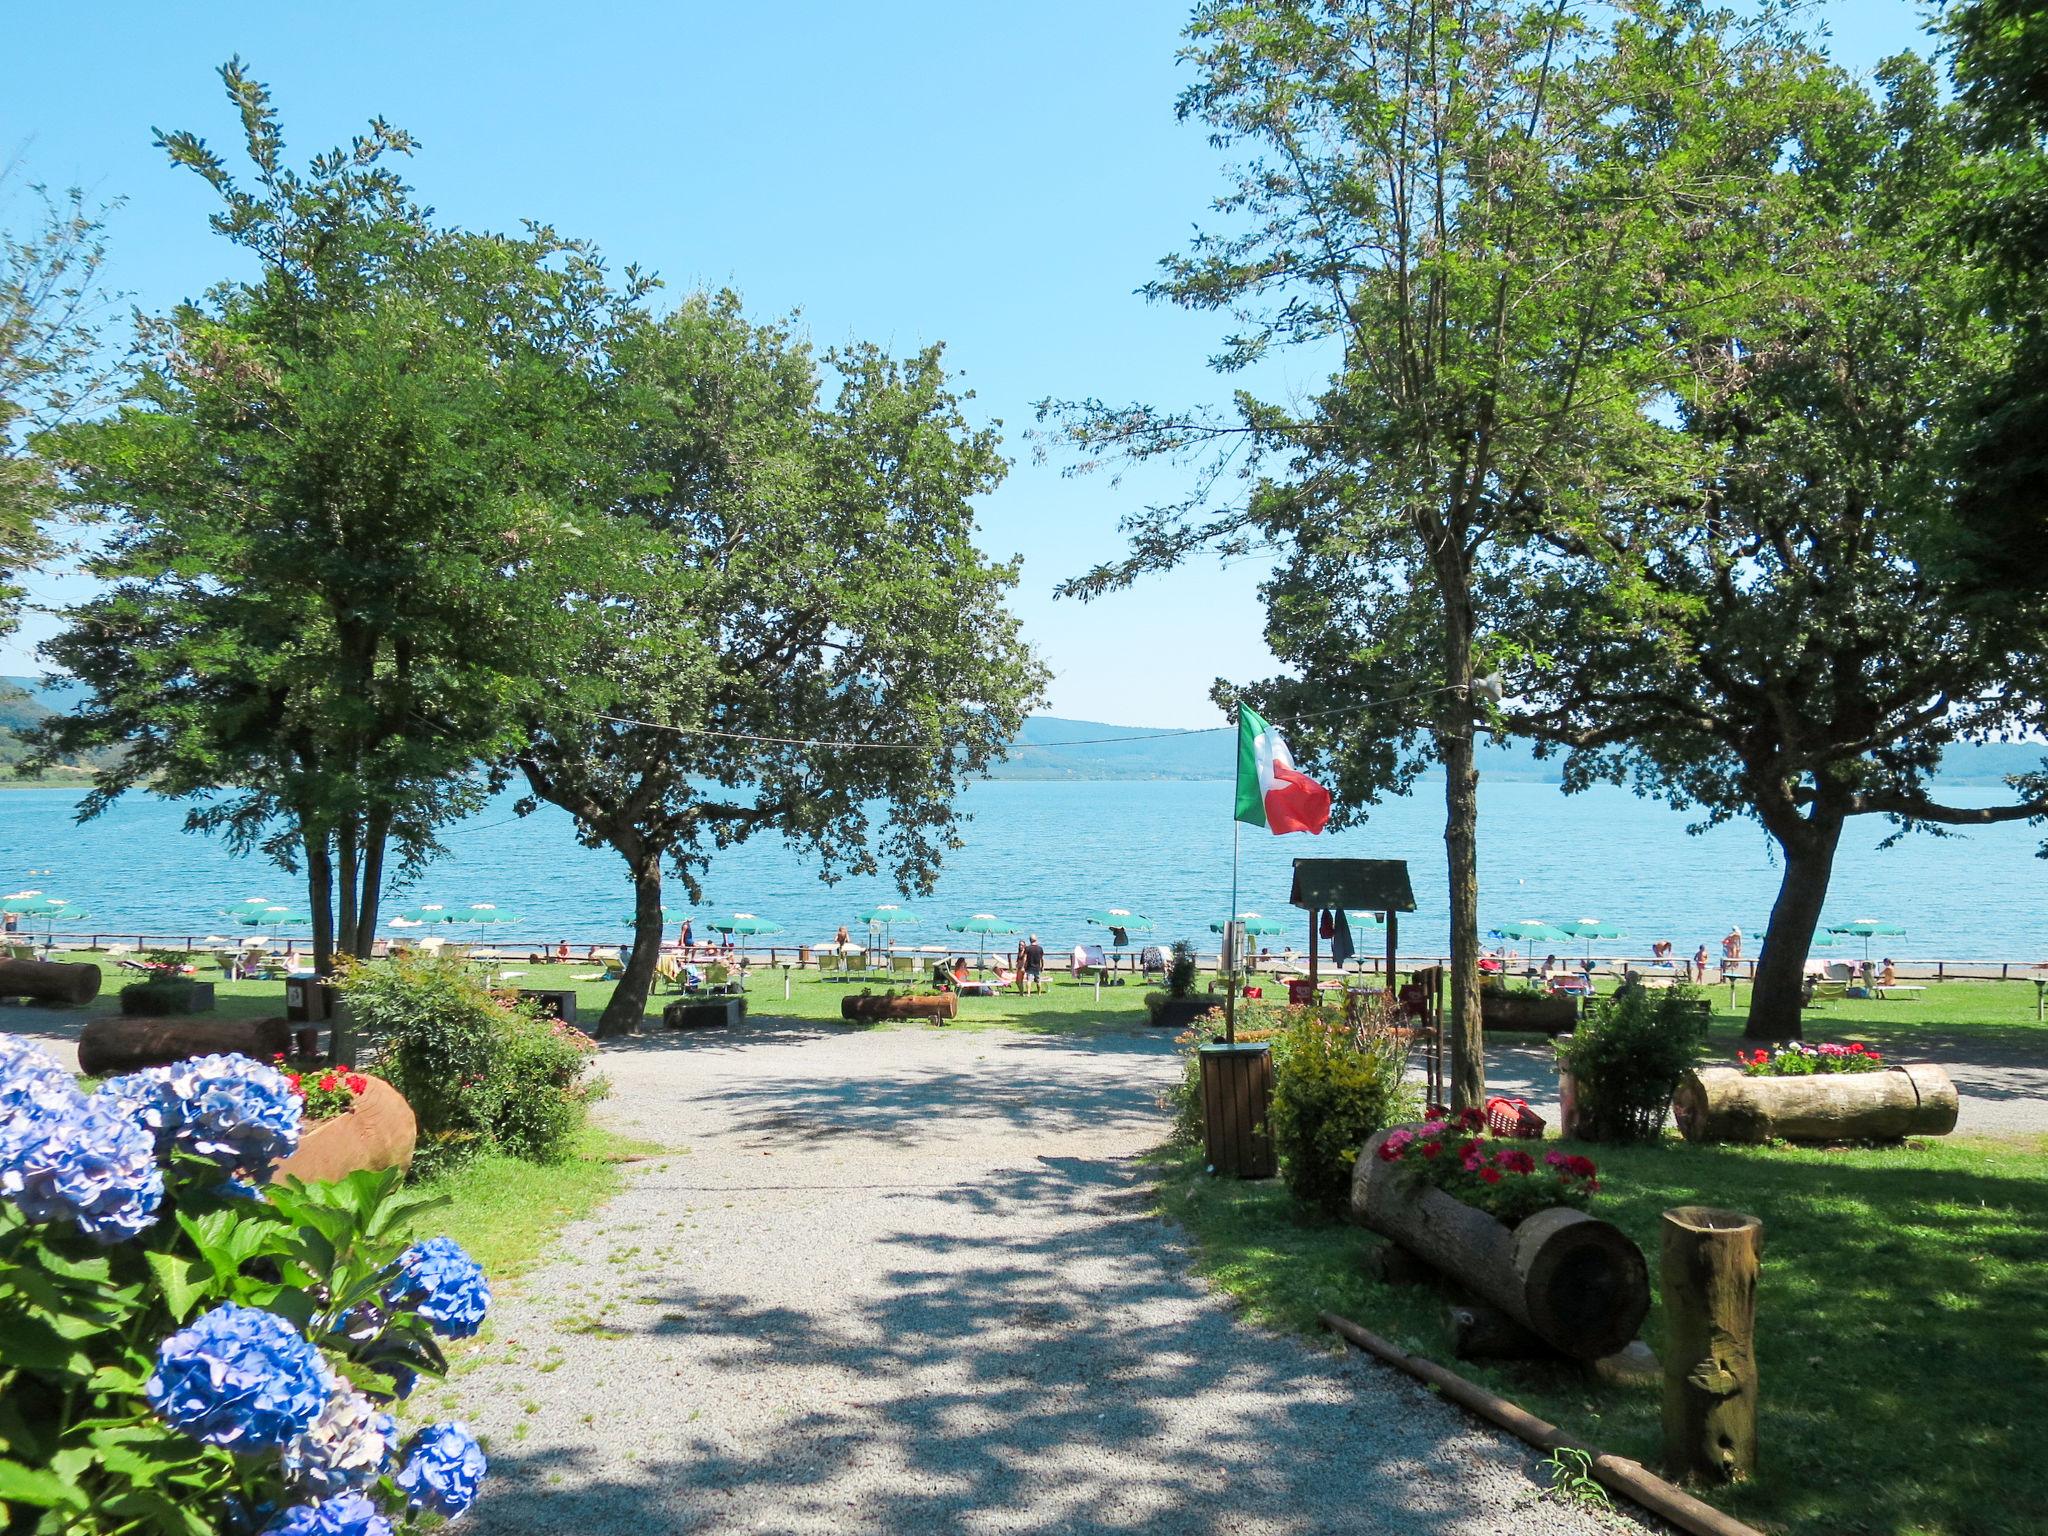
[471, 1157, 1568, 1536]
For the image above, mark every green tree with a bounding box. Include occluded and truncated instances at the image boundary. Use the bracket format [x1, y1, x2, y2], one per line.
[1, 170, 119, 636]
[1043, 0, 1813, 1105]
[1943, 0, 2048, 601]
[1511, 58, 2048, 1040]
[35, 62, 638, 971]
[518, 293, 1045, 1036]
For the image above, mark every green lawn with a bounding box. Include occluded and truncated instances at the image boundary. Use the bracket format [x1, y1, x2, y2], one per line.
[413, 1126, 662, 1281]
[1158, 1132, 2048, 1536]
[28, 951, 1165, 1037]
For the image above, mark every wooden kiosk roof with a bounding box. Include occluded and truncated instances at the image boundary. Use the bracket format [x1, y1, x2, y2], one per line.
[1288, 858, 1416, 915]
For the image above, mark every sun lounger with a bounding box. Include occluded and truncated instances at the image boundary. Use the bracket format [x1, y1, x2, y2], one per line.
[1873, 983, 1926, 998]
[1547, 973, 1594, 998]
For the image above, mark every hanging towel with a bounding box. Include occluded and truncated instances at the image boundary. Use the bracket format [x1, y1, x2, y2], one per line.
[1330, 909, 1356, 968]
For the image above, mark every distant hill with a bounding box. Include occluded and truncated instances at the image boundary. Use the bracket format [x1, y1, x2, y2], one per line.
[0, 675, 107, 785]
[6, 676, 2041, 789]
[989, 714, 2048, 786]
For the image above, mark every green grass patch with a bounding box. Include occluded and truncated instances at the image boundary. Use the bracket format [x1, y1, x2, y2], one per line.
[411, 1126, 660, 1282]
[1158, 1133, 2048, 1536]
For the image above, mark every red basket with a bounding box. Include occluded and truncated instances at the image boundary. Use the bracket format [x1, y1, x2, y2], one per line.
[1485, 1095, 1546, 1139]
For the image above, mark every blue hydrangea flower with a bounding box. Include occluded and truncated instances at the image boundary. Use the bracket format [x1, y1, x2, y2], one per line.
[282, 1387, 398, 1497]
[396, 1422, 487, 1519]
[0, 1085, 163, 1242]
[158, 1054, 301, 1173]
[148, 1303, 333, 1452]
[385, 1237, 491, 1339]
[0, 1034, 74, 1106]
[92, 1067, 181, 1155]
[261, 1491, 394, 1536]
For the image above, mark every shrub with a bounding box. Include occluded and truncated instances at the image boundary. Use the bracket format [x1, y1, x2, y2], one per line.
[0, 1037, 490, 1536]
[1376, 1107, 1599, 1224]
[1166, 939, 1198, 998]
[332, 953, 600, 1169]
[118, 977, 207, 1015]
[1267, 997, 1419, 1216]
[1554, 983, 1709, 1142]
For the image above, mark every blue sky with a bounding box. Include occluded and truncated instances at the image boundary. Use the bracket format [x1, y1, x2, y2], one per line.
[3, 0, 1938, 726]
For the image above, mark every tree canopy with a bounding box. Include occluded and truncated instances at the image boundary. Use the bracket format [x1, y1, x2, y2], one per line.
[1044, 0, 1819, 1103]
[36, 62, 641, 971]
[519, 292, 1045, 1035]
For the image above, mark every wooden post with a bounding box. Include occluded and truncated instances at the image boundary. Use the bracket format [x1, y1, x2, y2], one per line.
[1307, 907, 1319, 985]
[1660, 1206, 1762, 1484]
[1385, 909, 1398, 985]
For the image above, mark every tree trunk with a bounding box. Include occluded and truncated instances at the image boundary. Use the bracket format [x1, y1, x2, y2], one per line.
[336, 819, 360, 960]
[354, 812, 390, 961]
[0, 957, 102, 1004]
[598, 850, 666, 1038]
[1439, 697, 1485, 1109]
[1747, 806, 1845, 1041]
[1659, 1206, 1762, 1484]
[306, 833, 336, 978]
[1353, 1127, 1650, 1360]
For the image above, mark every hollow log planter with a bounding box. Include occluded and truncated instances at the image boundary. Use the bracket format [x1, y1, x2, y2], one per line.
[1479, 990, 1577, 1035]
[78, 1015, 294, 1076]
[1672, 1063, 1958, 1144]
[270, 1075, 417, 1185]
[0, 957, 102, 1006]
[1660, 1206, 1762, 1485]
[1353, 1126, 1650, 1360]
[1145, 994, 1213, 1030]
[840, 992, 958, 1023]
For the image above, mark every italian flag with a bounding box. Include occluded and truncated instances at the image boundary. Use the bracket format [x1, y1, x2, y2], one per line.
[1234, 703, 1332, 835]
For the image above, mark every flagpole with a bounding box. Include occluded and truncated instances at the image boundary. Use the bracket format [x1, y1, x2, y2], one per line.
[1227, 705, 1241, 1047]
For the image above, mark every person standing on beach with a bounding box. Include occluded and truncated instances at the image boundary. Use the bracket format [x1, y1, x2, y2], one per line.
[1693, 943, 1710, 983]
[679, 917, 694, 953]
[1721, 926, 1742, 979]
[1023, 935, 1045, 994]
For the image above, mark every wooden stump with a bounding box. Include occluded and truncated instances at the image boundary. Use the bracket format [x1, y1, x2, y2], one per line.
[0, 957, 102, 1005]
[1200, 1042, 1275, 1179]
[517, 988, 579, 1025]
[270, 1076, 417, 1185]
[78, 1016, 293, 1076]
[1660, 1205, 1762, 1484]
[1353, 1127, 1649, 1360]
[1672, 1063, 1958, 1143]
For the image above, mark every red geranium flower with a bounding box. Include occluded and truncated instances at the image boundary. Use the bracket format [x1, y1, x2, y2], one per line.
[318, 1073, 338, 1093]
[346, 1073, 369, 1094]
[1479, 1167, 1502, 1184]
[1421, 1141, 1442, 1159]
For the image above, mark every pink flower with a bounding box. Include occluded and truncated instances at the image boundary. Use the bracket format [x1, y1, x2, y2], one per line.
[1497, 1149, 1535, 1176]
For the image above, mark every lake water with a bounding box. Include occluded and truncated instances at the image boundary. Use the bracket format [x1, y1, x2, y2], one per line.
[0, 778, 2038, 962]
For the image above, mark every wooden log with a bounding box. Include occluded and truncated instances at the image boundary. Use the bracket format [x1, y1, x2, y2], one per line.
[0, 957, 102, 1005]
[1671, 1063, 1958, 1144]
[270, 1076, 417, 1185]
[78, 1015, 293, 1076]
[840, 993, 957, 1022]
[1353, 1126, 1649, 1359]
[1660, 1206, 1762, 1484]
[1446, 1301, 1550, 1360]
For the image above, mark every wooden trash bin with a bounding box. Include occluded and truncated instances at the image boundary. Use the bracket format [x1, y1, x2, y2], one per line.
[517, 987, 579, 1025]
[285, 977, 337, 1023]
[1200, 1042, 1275, 1179]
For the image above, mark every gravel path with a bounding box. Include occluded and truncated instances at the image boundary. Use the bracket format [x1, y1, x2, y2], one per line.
[449, 1022, 1647, 1536]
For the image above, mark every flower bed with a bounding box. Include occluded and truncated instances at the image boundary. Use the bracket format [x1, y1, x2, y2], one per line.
[1375, 1107, 1600, 1225]
[0, 1037, 489, 1535]
[1739, 1040, 1883, 1075]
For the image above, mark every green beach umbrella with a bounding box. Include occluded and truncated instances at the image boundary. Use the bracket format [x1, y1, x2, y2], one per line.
[1825, 917, 1906, 960]
[619, 907, 671, 926]
[1551, 916, 1625, 961]
[857, 904, 917, 925]
[947, 911, 1020, 961]
[709, 913, 781, 936]
[1490, 919, 1565, 942]
[1209, 913, 1289, 937]
[229, 905, 308, 927]
[3, 890, 92, 942]
[1084, 907, 1154, 933]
